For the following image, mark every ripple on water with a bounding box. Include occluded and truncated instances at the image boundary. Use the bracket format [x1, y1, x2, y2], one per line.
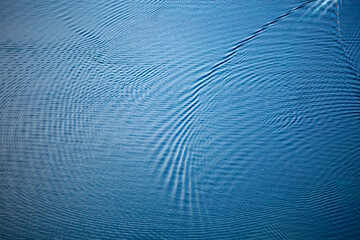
[1, 0, 360, 239]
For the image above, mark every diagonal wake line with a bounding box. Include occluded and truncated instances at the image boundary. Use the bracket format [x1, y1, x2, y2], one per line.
[231, 0, 316, 52]
[196, 0, 317, 89]
[190, 0, 318, 99]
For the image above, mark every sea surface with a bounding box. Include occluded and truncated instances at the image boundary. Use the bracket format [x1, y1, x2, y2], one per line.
[1, 0, 360, 239]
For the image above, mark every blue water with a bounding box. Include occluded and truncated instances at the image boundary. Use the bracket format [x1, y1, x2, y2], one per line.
[1, 0, 359, 239]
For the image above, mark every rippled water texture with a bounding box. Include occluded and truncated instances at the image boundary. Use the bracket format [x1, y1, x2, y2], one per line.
[1, 0, 360, 239]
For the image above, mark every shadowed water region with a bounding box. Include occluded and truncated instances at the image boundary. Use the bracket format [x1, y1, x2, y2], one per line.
[1, 0, 360, 239]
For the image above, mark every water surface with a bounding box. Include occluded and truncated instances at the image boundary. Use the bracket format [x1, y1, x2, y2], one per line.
[1, 0, 360, 239]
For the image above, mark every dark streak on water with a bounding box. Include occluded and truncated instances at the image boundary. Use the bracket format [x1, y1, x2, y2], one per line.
[1, 0, 360, 239]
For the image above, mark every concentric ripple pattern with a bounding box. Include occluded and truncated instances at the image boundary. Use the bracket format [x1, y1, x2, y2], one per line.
[1, 0, 359, 239]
